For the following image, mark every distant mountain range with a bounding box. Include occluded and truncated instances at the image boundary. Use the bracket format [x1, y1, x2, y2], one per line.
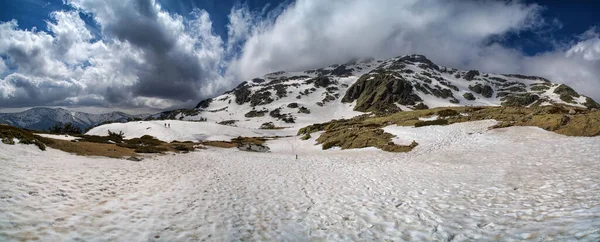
[161, 54, 598, 129]
[0, 107, 148, 132]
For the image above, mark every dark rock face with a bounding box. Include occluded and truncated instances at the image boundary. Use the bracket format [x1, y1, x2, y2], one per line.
[245, 109, 268, 118]
[195, 98, 213, 109]
[501, 93, 539, 106]
[330, 65, 353, 77]
[504, 74, 550, 83]
[269, 108, 295, 123]
[234, 84, 251, 105]
[298, 106, 311, 114]
[287, 102, 299, 108]
[218, 120, 237, 126]
[469, 84, 494, 98]
[259, 122, 276, 129]
[463, 93, 476, 100]
[413, 103, 429, 110]
[464, 70, 480, 81]
[398, 55, 439, 71]
[342, 72, 422, 113]
[313, 76, 334, 88]
[250, 91, 274, 106]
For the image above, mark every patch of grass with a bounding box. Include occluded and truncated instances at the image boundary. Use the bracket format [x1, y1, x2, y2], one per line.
[45, 139, 137, 158]
[300, 133, 311, 140]
[437, 109, 459, 117]
[202, 141, 237, 148]
[316, 126, 417, 152]
[298, 105, 600, 153]
[414, 119, 449, 127]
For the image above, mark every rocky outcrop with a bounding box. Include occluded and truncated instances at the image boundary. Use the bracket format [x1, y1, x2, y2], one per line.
[463, 93, 476, 100]
[469, 84, 494, 98]
[554, 84, 580, 103]
[463, 70, 479, 81]
[237, 143, 270, 152]
[195, 98, 213, 109]
[342, 72, 421, 113]
[501, 93, 539, 106]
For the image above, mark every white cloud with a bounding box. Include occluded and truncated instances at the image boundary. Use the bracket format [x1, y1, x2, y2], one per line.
[227, 0, 543, 80]
[0, 0, 228, 109]
[1, 0, 599, 109]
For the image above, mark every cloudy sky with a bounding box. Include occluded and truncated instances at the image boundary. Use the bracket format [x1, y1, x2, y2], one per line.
[1, 0, 599, 113]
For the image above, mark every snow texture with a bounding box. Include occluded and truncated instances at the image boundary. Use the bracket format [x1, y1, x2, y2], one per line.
[2, 121, 600, 241]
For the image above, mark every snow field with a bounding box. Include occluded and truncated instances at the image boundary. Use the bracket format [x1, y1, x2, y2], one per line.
[1, 121, 599, 241]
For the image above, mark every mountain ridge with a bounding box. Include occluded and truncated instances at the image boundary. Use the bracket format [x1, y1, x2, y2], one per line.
[163, 54, 597, 129]
[0, 107, 149, 132]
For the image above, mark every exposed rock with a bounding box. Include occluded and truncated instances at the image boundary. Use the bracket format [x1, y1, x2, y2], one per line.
[398, 55, 439, 71]
[126, 156, 143, 162]
[259, 122, 276, 129]
[195, 98, 213, 109]
[504, 74, 551, 83]
[469, 84, 494, 98]
[463, 92, 476, 100]
[287, 102, 299, 108]
[298, 106, 311, 114]
[245, 109, 268, 118]
[413, 103, 429, 110]
[330, 65, 353, 77]
[313, 76, 334, 88]
[342, 72, 422, 113]
[464, 70, 479, 81]
[501, 93, 539, 106]
[233, 83, 251, 105]
[250, 91, 274, 106]
[218, 120, 237, 126]
[237, 143, 270, 153]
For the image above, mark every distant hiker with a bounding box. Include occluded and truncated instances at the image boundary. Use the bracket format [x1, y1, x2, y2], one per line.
[168, 123, 171, 128]
[164, 123, 167, 128]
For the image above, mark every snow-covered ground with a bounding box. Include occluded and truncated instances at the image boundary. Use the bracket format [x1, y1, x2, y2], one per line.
[35, 133, 80, 141]
[86, 120, 297, 142]
[2, 121, 600, 241]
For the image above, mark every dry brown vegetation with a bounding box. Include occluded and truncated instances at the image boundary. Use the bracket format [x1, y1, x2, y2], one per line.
[299, 105, 600, 152]
[45, 139, 137, 158]
[0, 124, 205, 158]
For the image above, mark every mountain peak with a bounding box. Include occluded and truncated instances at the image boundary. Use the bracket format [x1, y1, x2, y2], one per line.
[180, 54, 598, 129]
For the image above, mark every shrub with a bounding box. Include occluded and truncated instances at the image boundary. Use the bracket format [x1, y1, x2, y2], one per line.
[414, 119, 449, 127]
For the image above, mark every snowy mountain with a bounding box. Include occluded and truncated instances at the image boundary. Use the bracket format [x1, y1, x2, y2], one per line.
[169, 54, 598, 129]
[0, 107, 148, 132]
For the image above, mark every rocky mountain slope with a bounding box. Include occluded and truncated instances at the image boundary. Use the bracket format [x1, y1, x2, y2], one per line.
[166, 55, 599, 129]
[0, 107, 148, 131]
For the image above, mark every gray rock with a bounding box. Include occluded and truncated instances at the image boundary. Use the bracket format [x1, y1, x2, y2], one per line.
[237, 143, 270, 153]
